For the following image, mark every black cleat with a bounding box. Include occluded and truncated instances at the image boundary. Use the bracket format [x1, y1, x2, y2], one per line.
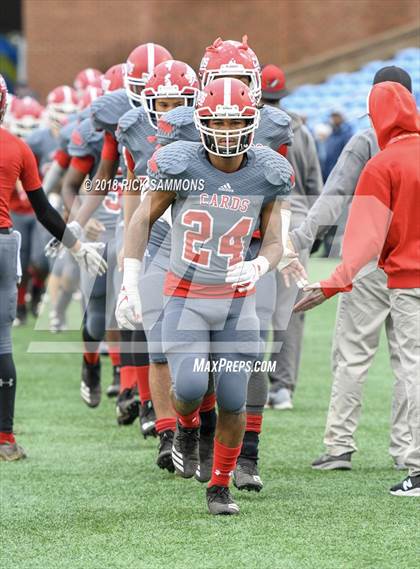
[195, 430, 214, 483]
[0, 442, 27, 461]
[80, 358, 101, 408]
[311, 452, 352, 470]
[139, 400, 157, 438]
[30, 285, 44, 317]
[390, 475, 420, 497]
[106, 366, 120, 398]
[157, 430, 175, 473]
[115, 388, 139, 425]
[172, 421, 200, 478]
[206, 485, 240, 515]
[13, 305, 27, 327]
[233, 458, 263, 492]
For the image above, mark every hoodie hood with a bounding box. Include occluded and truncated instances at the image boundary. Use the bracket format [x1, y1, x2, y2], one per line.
[368, 81, 420, 149]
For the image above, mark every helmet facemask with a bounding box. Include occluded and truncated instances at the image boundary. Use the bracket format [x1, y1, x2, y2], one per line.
[201, 66, 261, 103]
[141, 85, 198, 129]
[194, 106, 259, 156]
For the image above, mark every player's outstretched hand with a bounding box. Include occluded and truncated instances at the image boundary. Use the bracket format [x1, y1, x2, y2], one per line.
[115, 285, 142, 331]
[44, 236, 61, 259]
[293, 283, 327, 312]
[277, 250, 308, 289]
[70, 242, 107, 276]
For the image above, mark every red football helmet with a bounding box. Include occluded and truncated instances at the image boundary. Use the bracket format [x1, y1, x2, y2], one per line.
[46, 85, 79, 129]
[79, 85, 104, 110]
[141, 60, 199, 128]
[124, 43, 173, 107]
[194, 77, 260, 156]
[199, 36, 261, 101]
[102, 64, 124, 93]
[0, 73, 7, 124]
[10, 96, 44, 138]
[74, 68, 103, 93]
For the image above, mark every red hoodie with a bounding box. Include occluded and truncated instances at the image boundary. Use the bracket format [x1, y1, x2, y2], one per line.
[321, 81, 420, 297]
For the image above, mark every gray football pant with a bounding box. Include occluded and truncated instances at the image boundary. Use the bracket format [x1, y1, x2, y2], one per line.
[268, 249, 310, 392]
[324, 268, 410, 460]
[389, 289, 420, 476]
[163, 294, 260, 413]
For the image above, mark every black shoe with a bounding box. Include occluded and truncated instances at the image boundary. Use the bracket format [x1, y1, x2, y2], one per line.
[172, 421, 200, 478]
[115, 388, 139, 425]
[311, 452, 352, 470]
[106, 366, 120, 398]
[139, 400, 157, 438]
[13, 305, 27, 327]
[206, 485, 240, 515]
[233, 457, 263, 492]
[80, 358, 101, 408]
[30, 285, 44, 317]
[390, 475, 420, 497]
[157, 430, 175, 473]
[195, 429, 214, 483]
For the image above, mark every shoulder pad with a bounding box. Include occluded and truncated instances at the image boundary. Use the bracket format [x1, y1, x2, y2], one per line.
[256, 106, 293, 148]
[148, 141, 200, 177]
[69, 118, 103, 158]
[57, 122, 74, 152]
[157, 106, 199, 146]
[254, 146, 295, 195]
[116, 107, 149, 151]
[90, 89, 130, 134]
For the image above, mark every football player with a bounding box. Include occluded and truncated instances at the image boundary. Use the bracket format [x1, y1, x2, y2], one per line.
[146, 36, 296, 491]
[0, 74, 107, 461]
[74, 45, 173, 427]
[116, 59, 199, 456]
[117, 78, 302, 515]
[7, 97, 45, 325]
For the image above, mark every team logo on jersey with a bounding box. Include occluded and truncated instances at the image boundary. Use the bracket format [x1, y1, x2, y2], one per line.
[217, 183, 233, 193]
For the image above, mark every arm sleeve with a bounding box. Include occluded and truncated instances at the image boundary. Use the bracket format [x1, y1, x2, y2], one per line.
[19, 142, 42, 192]
[26, 188, 77, 248]
[289, 134, 370, 251]
[101, 132, 119, 161]
[320, 164, 392, 297]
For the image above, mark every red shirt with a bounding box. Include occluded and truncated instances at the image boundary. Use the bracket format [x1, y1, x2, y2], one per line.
[0, 127, 41, 227]
[101, 131, 119, 161]
[321, 82, 420, 296]
[10, 183, 34, 216]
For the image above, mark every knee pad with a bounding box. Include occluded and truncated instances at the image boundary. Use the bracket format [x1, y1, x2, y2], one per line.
[215, 367, 248, 414]
[85, 304, 106, 341]
[170, 355, 209, 403]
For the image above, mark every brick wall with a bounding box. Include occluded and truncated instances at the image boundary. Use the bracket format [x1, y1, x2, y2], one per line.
[24, 0, 420, 99]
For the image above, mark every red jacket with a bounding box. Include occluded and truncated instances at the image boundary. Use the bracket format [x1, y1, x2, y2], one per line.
[321, 81, 420, 297]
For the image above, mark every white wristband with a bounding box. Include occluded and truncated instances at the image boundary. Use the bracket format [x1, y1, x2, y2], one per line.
[123, 258, 141, 291]
[255, 255, 270, 277]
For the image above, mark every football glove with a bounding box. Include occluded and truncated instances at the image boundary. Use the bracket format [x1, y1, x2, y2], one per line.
[70, 242, 107, 277]
[225, 256, 270, 292]
[115, 258, 142, 330]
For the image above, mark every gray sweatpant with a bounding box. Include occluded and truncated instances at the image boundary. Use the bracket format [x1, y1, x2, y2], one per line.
[323, 267, 410, 461]
[389, 288, 420, 476]
[0, 232, 19, 354]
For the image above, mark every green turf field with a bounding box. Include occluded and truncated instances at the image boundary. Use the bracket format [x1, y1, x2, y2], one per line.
[1, 259, 418, 569]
